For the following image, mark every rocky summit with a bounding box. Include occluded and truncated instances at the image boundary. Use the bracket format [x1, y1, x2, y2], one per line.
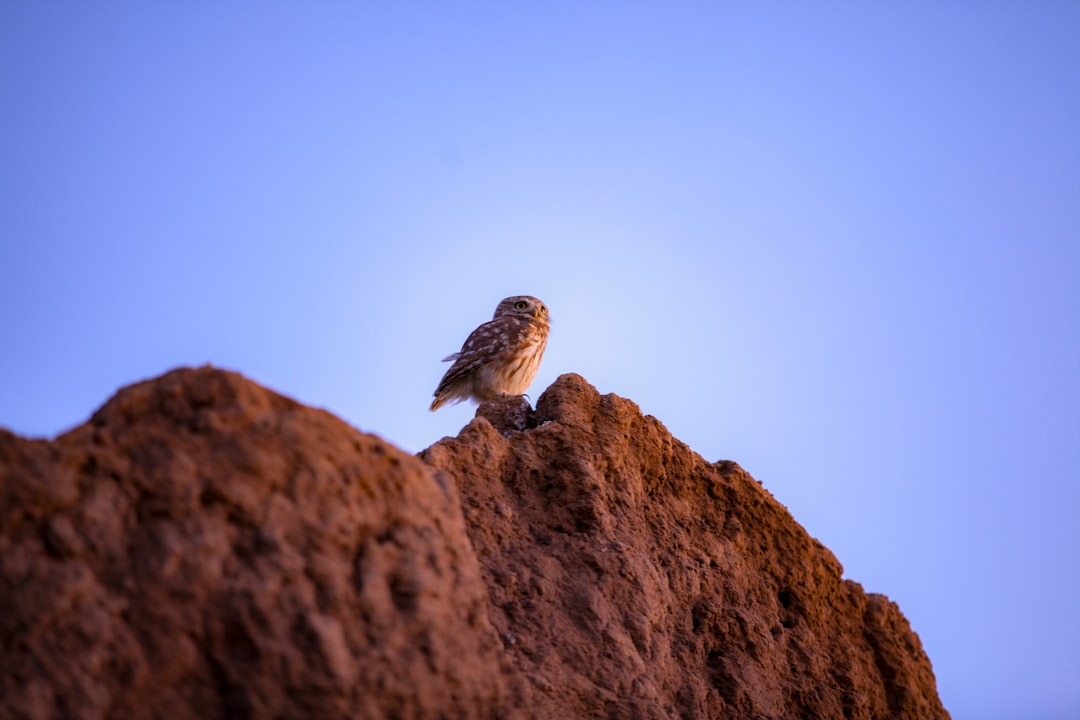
[0, 367, 948, 719]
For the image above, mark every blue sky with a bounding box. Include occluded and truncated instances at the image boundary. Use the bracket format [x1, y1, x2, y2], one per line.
[2, 4, 1078, 718]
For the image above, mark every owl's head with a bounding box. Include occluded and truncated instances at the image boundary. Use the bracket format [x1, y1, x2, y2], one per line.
[494, 295, 549, 321]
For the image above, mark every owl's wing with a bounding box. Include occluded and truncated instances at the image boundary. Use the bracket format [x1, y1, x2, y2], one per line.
[434, 320, 517, 390]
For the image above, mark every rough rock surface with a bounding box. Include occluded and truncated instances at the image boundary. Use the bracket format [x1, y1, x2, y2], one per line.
[0, 368, 511, 719]
[0, 367, 949, 719]
[422, 375, 949, 719]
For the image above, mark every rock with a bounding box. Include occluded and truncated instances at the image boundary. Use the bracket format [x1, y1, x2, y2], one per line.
[0, 367, 949, 719]
[420, 373, 949, 719]
[0, 367, 512, 720]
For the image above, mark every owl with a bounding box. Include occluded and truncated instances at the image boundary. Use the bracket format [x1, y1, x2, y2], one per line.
[430, 295, 550, 411]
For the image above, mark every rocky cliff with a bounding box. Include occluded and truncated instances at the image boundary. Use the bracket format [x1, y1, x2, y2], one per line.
[0, 367, 948, 719]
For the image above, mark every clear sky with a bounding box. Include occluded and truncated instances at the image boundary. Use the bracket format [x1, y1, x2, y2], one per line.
[2, 4, 1078, 718]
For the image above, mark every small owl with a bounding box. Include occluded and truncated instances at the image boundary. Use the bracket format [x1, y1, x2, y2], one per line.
[430, 295, 550, 411]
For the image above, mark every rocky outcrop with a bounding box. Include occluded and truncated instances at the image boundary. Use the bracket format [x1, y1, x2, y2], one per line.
[422, 375, 948, 719]
[0, 367, 949, 719]
[0, 368, 510, 719]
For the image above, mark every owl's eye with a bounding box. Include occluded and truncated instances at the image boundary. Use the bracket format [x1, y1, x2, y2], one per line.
[514, 301, 528, 310]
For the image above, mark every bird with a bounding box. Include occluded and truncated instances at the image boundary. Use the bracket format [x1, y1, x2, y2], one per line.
[430, 295, 550, 411]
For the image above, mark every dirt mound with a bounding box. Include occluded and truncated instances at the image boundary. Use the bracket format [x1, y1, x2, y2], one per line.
[422, 374, 948, 719]
[0, 367, 948, 719]
[0, 368, 511, 719]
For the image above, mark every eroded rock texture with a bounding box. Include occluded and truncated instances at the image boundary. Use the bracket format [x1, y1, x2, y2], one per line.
[421, 374, 948, 719]
[0, 367, 948, 719]
[0, 368, 511, 719]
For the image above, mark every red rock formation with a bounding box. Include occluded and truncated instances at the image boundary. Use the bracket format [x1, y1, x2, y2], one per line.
[422, 375, 949, 719]
[0, 368, 510, 719]
[0, 367, 949, 719]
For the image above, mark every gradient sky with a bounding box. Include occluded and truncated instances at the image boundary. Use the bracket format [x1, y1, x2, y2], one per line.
[2, 4, 1078, 718]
